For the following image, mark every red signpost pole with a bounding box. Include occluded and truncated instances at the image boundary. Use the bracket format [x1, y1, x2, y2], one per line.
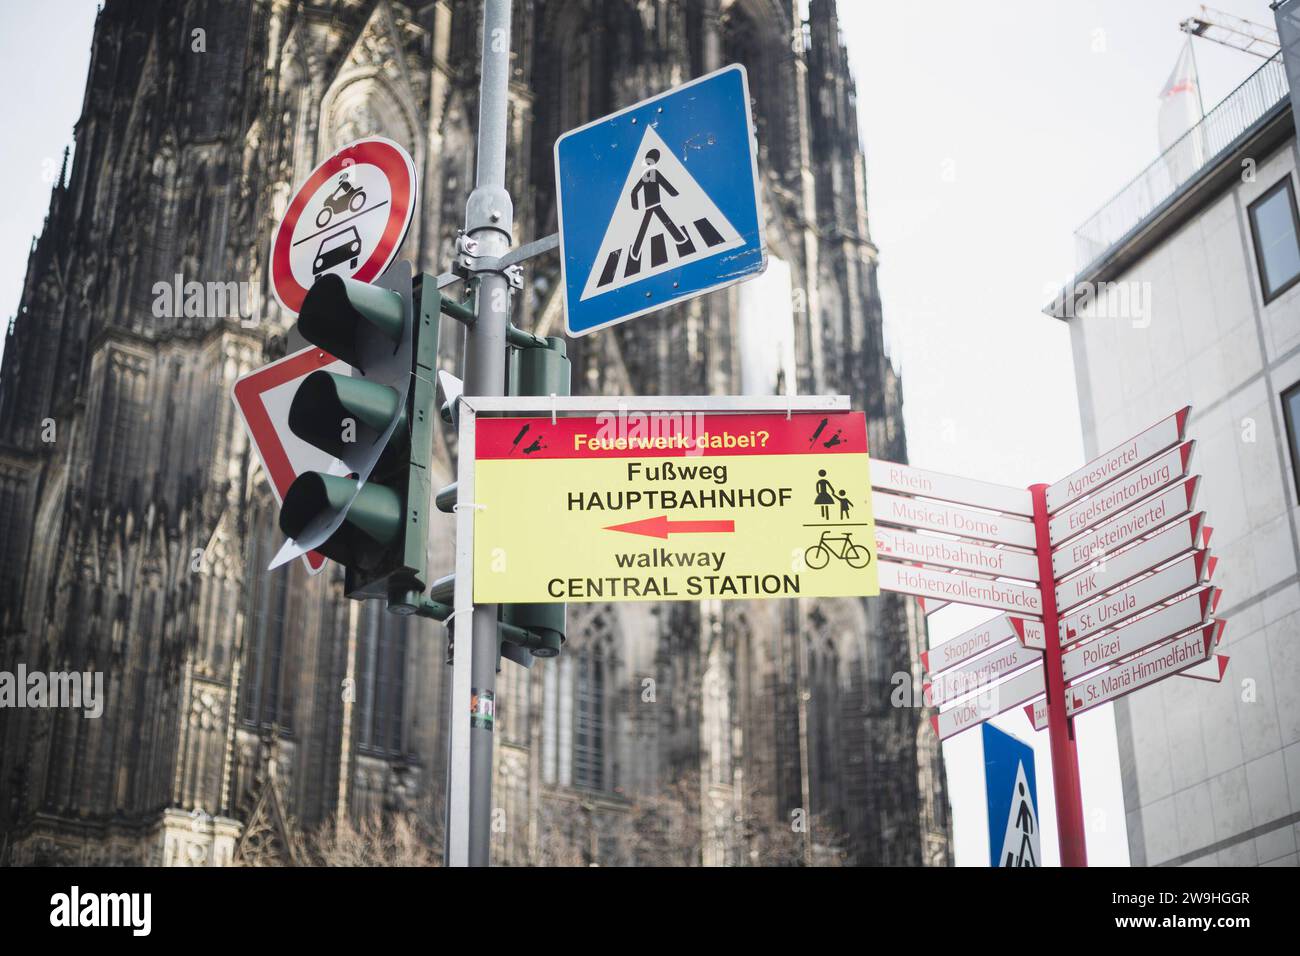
[1029, 483, 1088, 866]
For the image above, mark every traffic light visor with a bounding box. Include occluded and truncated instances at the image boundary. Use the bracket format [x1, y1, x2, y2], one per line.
[298, 273, 404, 371]
[287, 370, 402, 462]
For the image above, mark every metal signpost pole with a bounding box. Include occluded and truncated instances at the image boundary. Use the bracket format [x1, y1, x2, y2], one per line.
[1029, 482, 1088, 867]
[456, 0, 514, 868]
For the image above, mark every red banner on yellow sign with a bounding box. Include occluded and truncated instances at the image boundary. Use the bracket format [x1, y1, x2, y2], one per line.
[473, 411, 880, 603]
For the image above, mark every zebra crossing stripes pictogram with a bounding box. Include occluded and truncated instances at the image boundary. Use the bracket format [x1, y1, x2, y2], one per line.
[996, 759, 1040, 867]
[555, 64, 766, 336]
[580, 126, 743, 301]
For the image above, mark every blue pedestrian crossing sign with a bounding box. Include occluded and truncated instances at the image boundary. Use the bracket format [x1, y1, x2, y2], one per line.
[554, 64, 767, 337]
[983, 724, 1040, 867]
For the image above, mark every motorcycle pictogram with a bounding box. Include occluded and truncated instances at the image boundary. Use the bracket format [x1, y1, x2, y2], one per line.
[315, 177, 368, 228]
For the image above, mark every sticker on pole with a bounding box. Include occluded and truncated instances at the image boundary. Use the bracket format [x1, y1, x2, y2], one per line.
[555, 64, 766, 337]
[472, 411, 876, 603]
[270, 136, 417, 314]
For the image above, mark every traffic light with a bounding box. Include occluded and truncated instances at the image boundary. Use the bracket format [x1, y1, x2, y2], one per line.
[499, 338, 570, 667]
[275, 261, 441, 603]
[428, 337, 570, 666]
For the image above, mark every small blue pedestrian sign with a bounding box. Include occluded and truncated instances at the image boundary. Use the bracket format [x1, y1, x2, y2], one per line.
[983, 724, 1040, 867]
[554, 64, 767, 337]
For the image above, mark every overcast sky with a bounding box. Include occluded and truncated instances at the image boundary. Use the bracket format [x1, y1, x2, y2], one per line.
[0, 3, 96, 365]
[0, 0, 1277, 865]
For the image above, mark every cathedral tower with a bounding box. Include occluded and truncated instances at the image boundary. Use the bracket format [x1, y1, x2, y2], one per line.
[0, 0, 948, 866]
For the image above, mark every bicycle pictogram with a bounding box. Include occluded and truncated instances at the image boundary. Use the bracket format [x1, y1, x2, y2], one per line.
[804, 529, 872, 570]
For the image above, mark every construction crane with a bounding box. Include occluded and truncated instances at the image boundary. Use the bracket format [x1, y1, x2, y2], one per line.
[1180, 4, 1280, 58]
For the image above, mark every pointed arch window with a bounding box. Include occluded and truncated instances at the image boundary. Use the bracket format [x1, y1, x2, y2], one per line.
[543, 610, 616, 792]
[572, 643, 606, 791]
[94, 351, 148, 502]
[240, 518, 293, 731]
[0, 466, 26, 614]
[721, 3, 787, 173]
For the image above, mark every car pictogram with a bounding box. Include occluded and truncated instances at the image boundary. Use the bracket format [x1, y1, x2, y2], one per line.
[313, 226, 362, 276]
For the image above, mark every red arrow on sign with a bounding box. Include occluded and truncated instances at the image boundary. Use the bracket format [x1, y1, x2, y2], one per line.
[603, 516, 736, 538]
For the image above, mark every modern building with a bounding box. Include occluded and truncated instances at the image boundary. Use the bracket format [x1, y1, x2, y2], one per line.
[0, 0, 949, 866]
[1047, 51, 1300, 866]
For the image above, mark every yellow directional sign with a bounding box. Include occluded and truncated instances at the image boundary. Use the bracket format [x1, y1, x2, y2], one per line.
[473, 411, 879, 602]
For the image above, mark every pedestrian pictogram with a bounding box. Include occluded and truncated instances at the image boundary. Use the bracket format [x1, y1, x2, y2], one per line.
[270, 136, 417, 313]
[581, 128, 743, 300]
[1000, 771, 1039, 866]
[555, 64, 766, 337]
[983, 724, 1040, 868]
[471, 411, 878, 603]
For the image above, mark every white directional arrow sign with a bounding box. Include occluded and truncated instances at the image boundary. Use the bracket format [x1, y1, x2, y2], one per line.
[922, 614, 1025, 673]
[1048, 442, 1195, 546]
[1019, 621, 1222, 733]
[877, 560, 1043, 616]
[1057, 551, 1213, 648]
[870, 459, 1034, 516]
[872, 405, 1232, 755]
[924, 641, 1042, 706]
[931, 664, 1044, 741]
[872, 492, 1036, 548]
[1047, 407, 1190, 513]
[1051, 477, 1201, 580]
[1024, 697, 1049, 732]
[1055, 513, 1205, 612]
[1060, 588, 1217, 681]
[1064, 623, 1217, 719]
[1010, 617, 1047, 650]
[875, 526, 1040, 581]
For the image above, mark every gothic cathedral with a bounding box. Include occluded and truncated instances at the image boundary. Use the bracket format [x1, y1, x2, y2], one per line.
[0, 0, 949, 866]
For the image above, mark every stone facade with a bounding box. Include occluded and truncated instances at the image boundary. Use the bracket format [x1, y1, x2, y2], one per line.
[0, 0, 948, 866]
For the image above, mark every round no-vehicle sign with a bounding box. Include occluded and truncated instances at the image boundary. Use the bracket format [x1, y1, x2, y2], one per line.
[270, 136, 417, 313]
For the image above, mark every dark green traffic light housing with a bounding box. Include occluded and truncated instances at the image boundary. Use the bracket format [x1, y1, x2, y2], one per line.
[502, 604, 564, 658]
[287, 369, 404, 463]
[426, 338, 571, 667]
[499, 338, 570, 665]
[279, 473, 402, 570]
[276, 262, 573, 669]
[274, 261, 440, 600]
[296, 272, 404, 372]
